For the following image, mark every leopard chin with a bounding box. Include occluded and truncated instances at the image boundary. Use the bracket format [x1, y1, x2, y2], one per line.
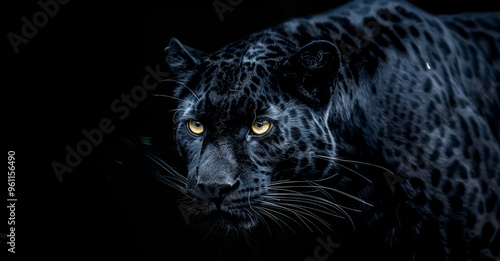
[201, 209, 258, 231]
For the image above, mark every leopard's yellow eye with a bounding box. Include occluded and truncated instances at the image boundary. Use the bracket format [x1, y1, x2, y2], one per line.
[251, 120, 271, 135]
[188, 119, 204, 135]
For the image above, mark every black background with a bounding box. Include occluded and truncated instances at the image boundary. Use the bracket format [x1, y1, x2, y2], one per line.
[4, 0, 500, 260]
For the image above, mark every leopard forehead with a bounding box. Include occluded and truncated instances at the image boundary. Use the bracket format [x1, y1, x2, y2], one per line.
[179, 44, 295, 121]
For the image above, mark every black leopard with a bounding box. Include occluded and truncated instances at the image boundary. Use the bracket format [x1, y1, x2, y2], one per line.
[157, 0, 500, 260]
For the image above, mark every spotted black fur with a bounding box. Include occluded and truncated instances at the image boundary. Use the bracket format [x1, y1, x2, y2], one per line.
[163, 0, 499, 260]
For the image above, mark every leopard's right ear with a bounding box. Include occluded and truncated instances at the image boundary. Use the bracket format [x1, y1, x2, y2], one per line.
[280, 40, 341, 107]
[166, 38, 206, 74]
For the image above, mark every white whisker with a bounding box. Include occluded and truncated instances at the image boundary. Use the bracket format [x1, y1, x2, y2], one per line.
[161, 79, 200, 101]
[261, 201, 315, 232]
[268, 184, 372, 207]
[119, 137, 188, 197]
[313, 155, 372, 183]
[248, 193, 272, 235]
[273, 202, 333, 230]
[315, 154, 394, 176]
[254, 205, 300, 235]
[152, 94, 193, 104]
[262, 195, 346, 218]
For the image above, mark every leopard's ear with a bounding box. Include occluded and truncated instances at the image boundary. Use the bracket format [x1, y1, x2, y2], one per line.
[281, 40, 341, 105]
[166, 38, 206, 74]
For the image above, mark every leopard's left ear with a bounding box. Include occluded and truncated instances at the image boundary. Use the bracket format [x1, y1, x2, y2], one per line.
[166, 37, 206, 75]
[281, 40, 341, 105]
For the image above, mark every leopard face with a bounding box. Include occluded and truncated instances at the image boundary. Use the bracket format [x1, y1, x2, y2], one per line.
[168, 38, 342, 230]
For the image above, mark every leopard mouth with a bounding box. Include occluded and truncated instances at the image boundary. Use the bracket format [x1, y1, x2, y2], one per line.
[187, 188, 263, 231]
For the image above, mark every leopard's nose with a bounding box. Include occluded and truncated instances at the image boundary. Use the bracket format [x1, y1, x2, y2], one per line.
[197, 179, 240, 204]
[196, 141, 240, 203]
